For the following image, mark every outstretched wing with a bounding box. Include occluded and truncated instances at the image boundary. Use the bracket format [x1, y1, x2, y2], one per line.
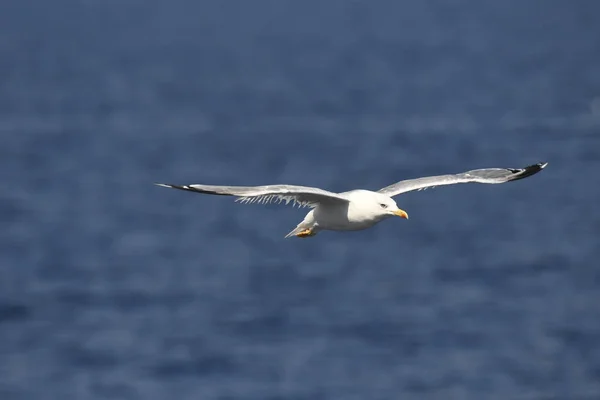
[155, 183, 349, 208]
[377, 162, 548, 197]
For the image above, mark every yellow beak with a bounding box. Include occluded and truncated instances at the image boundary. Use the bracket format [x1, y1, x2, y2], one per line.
[393, 209, 409, 219]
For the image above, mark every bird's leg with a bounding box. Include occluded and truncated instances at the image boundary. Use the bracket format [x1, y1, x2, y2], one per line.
[295, 228, 316, 238]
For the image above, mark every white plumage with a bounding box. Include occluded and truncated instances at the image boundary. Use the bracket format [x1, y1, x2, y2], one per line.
[156, 162, 547, 238]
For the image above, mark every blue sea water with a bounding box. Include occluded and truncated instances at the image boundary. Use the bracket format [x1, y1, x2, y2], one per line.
[1, 1, 600, 399]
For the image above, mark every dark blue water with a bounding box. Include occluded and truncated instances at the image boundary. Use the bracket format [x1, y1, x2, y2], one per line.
[1, 1, 600, 399]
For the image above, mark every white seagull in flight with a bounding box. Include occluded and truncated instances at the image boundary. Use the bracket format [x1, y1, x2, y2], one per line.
[156, 162, 547, 238]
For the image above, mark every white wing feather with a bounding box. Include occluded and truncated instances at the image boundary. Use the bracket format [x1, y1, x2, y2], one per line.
[155, 183, 349, 208]
[377, 162, 547, 197]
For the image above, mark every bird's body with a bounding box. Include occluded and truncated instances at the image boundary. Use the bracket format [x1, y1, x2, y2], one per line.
[156, 162, 547, 238]
[286, 190, 407, 237]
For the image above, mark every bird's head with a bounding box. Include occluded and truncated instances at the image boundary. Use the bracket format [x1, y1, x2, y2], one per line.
[349, 190, 409, 221]
[374, 194, 409, 220]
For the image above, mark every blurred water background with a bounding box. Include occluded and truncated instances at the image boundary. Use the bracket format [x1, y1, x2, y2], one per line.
[1, 1, 600, 399]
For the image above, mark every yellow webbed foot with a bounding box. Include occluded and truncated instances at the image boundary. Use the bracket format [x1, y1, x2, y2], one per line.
[295, 228, 316, 238]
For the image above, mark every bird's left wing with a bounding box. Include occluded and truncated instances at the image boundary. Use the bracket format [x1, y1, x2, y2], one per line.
[155, 183, 349, 207]
[377, 162, 547, 197]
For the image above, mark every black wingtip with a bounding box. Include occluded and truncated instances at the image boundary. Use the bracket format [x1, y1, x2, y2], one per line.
[526, 161, 548, 172]
[511, 162, 548, 180]
[154, 183, 192, 191]
[154, 183, 231, 196]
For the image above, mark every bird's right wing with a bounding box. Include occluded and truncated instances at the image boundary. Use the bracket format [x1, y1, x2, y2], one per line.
[155, 183, 349, 208]
[377, 162, 547, 197]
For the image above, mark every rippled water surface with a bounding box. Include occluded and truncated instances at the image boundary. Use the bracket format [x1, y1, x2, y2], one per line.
[1, 1, 600, 399]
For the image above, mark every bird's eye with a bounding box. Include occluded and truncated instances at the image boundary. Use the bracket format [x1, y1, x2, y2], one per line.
[380, 203, 388, 209]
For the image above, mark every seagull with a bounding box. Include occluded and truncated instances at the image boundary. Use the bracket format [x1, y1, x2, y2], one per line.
[156, 162, 547, 238]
